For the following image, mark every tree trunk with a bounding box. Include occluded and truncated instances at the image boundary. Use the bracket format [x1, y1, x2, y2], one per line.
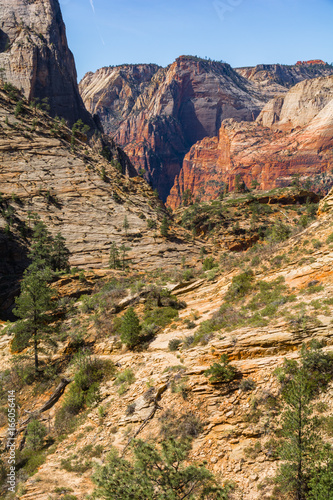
[34, 330, 38, 374]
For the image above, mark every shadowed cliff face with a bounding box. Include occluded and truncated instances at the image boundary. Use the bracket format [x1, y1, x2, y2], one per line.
[80, 56, 268, 201]
[0, 0, 93, 127]
[167, 76, 333, 209]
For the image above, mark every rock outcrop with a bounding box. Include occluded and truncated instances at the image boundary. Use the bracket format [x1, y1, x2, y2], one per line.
[0, 0, 94, 127]
[79, 64, 161, 135]
[0, 86, 200, 317]
[236, 62, 333, 98]
[167, 76, 333, 209]
[80, 56, 268, 200]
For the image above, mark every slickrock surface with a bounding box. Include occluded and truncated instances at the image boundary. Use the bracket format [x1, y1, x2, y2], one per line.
[2, 189, 333, 500]
[0, 87, 201, 317]
[80, 56, 268, 200]
[0, 0, 93, 126]
[168, 76, 333, 208]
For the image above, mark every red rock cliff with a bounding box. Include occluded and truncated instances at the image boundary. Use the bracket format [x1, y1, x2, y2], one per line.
[80, 56, 268, 200]
[167, 76, 333, 209]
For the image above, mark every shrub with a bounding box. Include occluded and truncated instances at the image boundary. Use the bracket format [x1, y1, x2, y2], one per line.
[168, 339, 182, 351]
[202, 256, 218, 271]
[266, 222, 292, 243]
[114, 368, 135, 395]
[159, 409, 203, 440]
[240, 378, 256, 392]
[224, 270, 254, 302]
[204, 354, 238, 383]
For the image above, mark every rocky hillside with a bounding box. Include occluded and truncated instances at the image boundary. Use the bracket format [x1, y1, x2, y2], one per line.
[0, 0, 94, 127]
[168, 76, 333, 209]
[1, 185, 333, 499]
[236, 62, 333, 98]
[0, 84, 202, 318]
[80, 56, 268, 201]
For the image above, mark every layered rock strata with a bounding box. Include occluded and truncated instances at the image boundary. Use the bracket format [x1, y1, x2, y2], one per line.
[168, 76, 333, 208]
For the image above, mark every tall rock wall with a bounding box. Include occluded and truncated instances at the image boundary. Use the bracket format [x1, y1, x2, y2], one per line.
[167, 76, 333, 209]
[80, 56, 268, 200]
[0, 0, 93, 126]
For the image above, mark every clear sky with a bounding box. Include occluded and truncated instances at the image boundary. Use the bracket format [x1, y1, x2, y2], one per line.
[59, 0, 333, 82]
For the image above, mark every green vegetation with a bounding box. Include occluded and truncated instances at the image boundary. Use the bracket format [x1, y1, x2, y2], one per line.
[11, 263, 55, 374]
[25, 419, 47, 450]
[120, 307, 141, 349]
[92, 438, 230, 499]
[160, 216, 170, 237]
[204, 354, 238, 383]
[273, 342, 333, 500]
[55, 351, 115, 434]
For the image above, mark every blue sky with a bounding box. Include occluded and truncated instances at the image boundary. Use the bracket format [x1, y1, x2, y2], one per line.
[59, 0, 333, 81]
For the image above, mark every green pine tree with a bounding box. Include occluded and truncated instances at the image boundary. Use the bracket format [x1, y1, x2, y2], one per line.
[92, 437, 230, 500]
[274, 343, 333, 500]
[109, 242, 120, 269]
[26, 419, 47, 451]
[120, 307, 141, 349]
[119, 244, 131, 270]
[123, 215, 129, 236]
[29, 215, 69, 272]
[12, 262, 55, 374]
[50, 232, 70, 272]
[160, 216, 169, 238]
[29, 216, 53, 263]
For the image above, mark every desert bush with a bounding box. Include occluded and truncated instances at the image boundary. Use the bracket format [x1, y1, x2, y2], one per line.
[168, 338, 182, 351]
[204, 354, 238, 383]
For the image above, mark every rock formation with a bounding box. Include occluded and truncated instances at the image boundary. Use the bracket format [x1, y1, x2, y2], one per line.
[236, 62, 333, 98]
[0, 0, 94, 127]
[80, 56, 268, 200]
[79, 64, 161, 136]
[167, 76, 333, 209]
[0, 85, 200, 317]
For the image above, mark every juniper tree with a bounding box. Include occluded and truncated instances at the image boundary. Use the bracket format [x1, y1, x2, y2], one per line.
[12, 262, 55, 374]
[26, 419, 47, 451]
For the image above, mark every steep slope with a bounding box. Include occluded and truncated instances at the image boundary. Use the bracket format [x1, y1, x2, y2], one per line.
[2, 189, 333, 500]
[80, 56, 268, 200]
[0, 86, 201, 318]
[236, 61, 333, 98]
[0, 0, 94, 127]
[168, 76, 333, 208]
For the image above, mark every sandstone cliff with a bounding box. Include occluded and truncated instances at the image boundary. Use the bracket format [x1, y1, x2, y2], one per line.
[236, 62, 333, 98]
[80, 56, 268, 200]
[0, 85, 201, 318]
[79, 64, 161, 135]
[0, 0, 94, 127]
[168, 76, 333, 209]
